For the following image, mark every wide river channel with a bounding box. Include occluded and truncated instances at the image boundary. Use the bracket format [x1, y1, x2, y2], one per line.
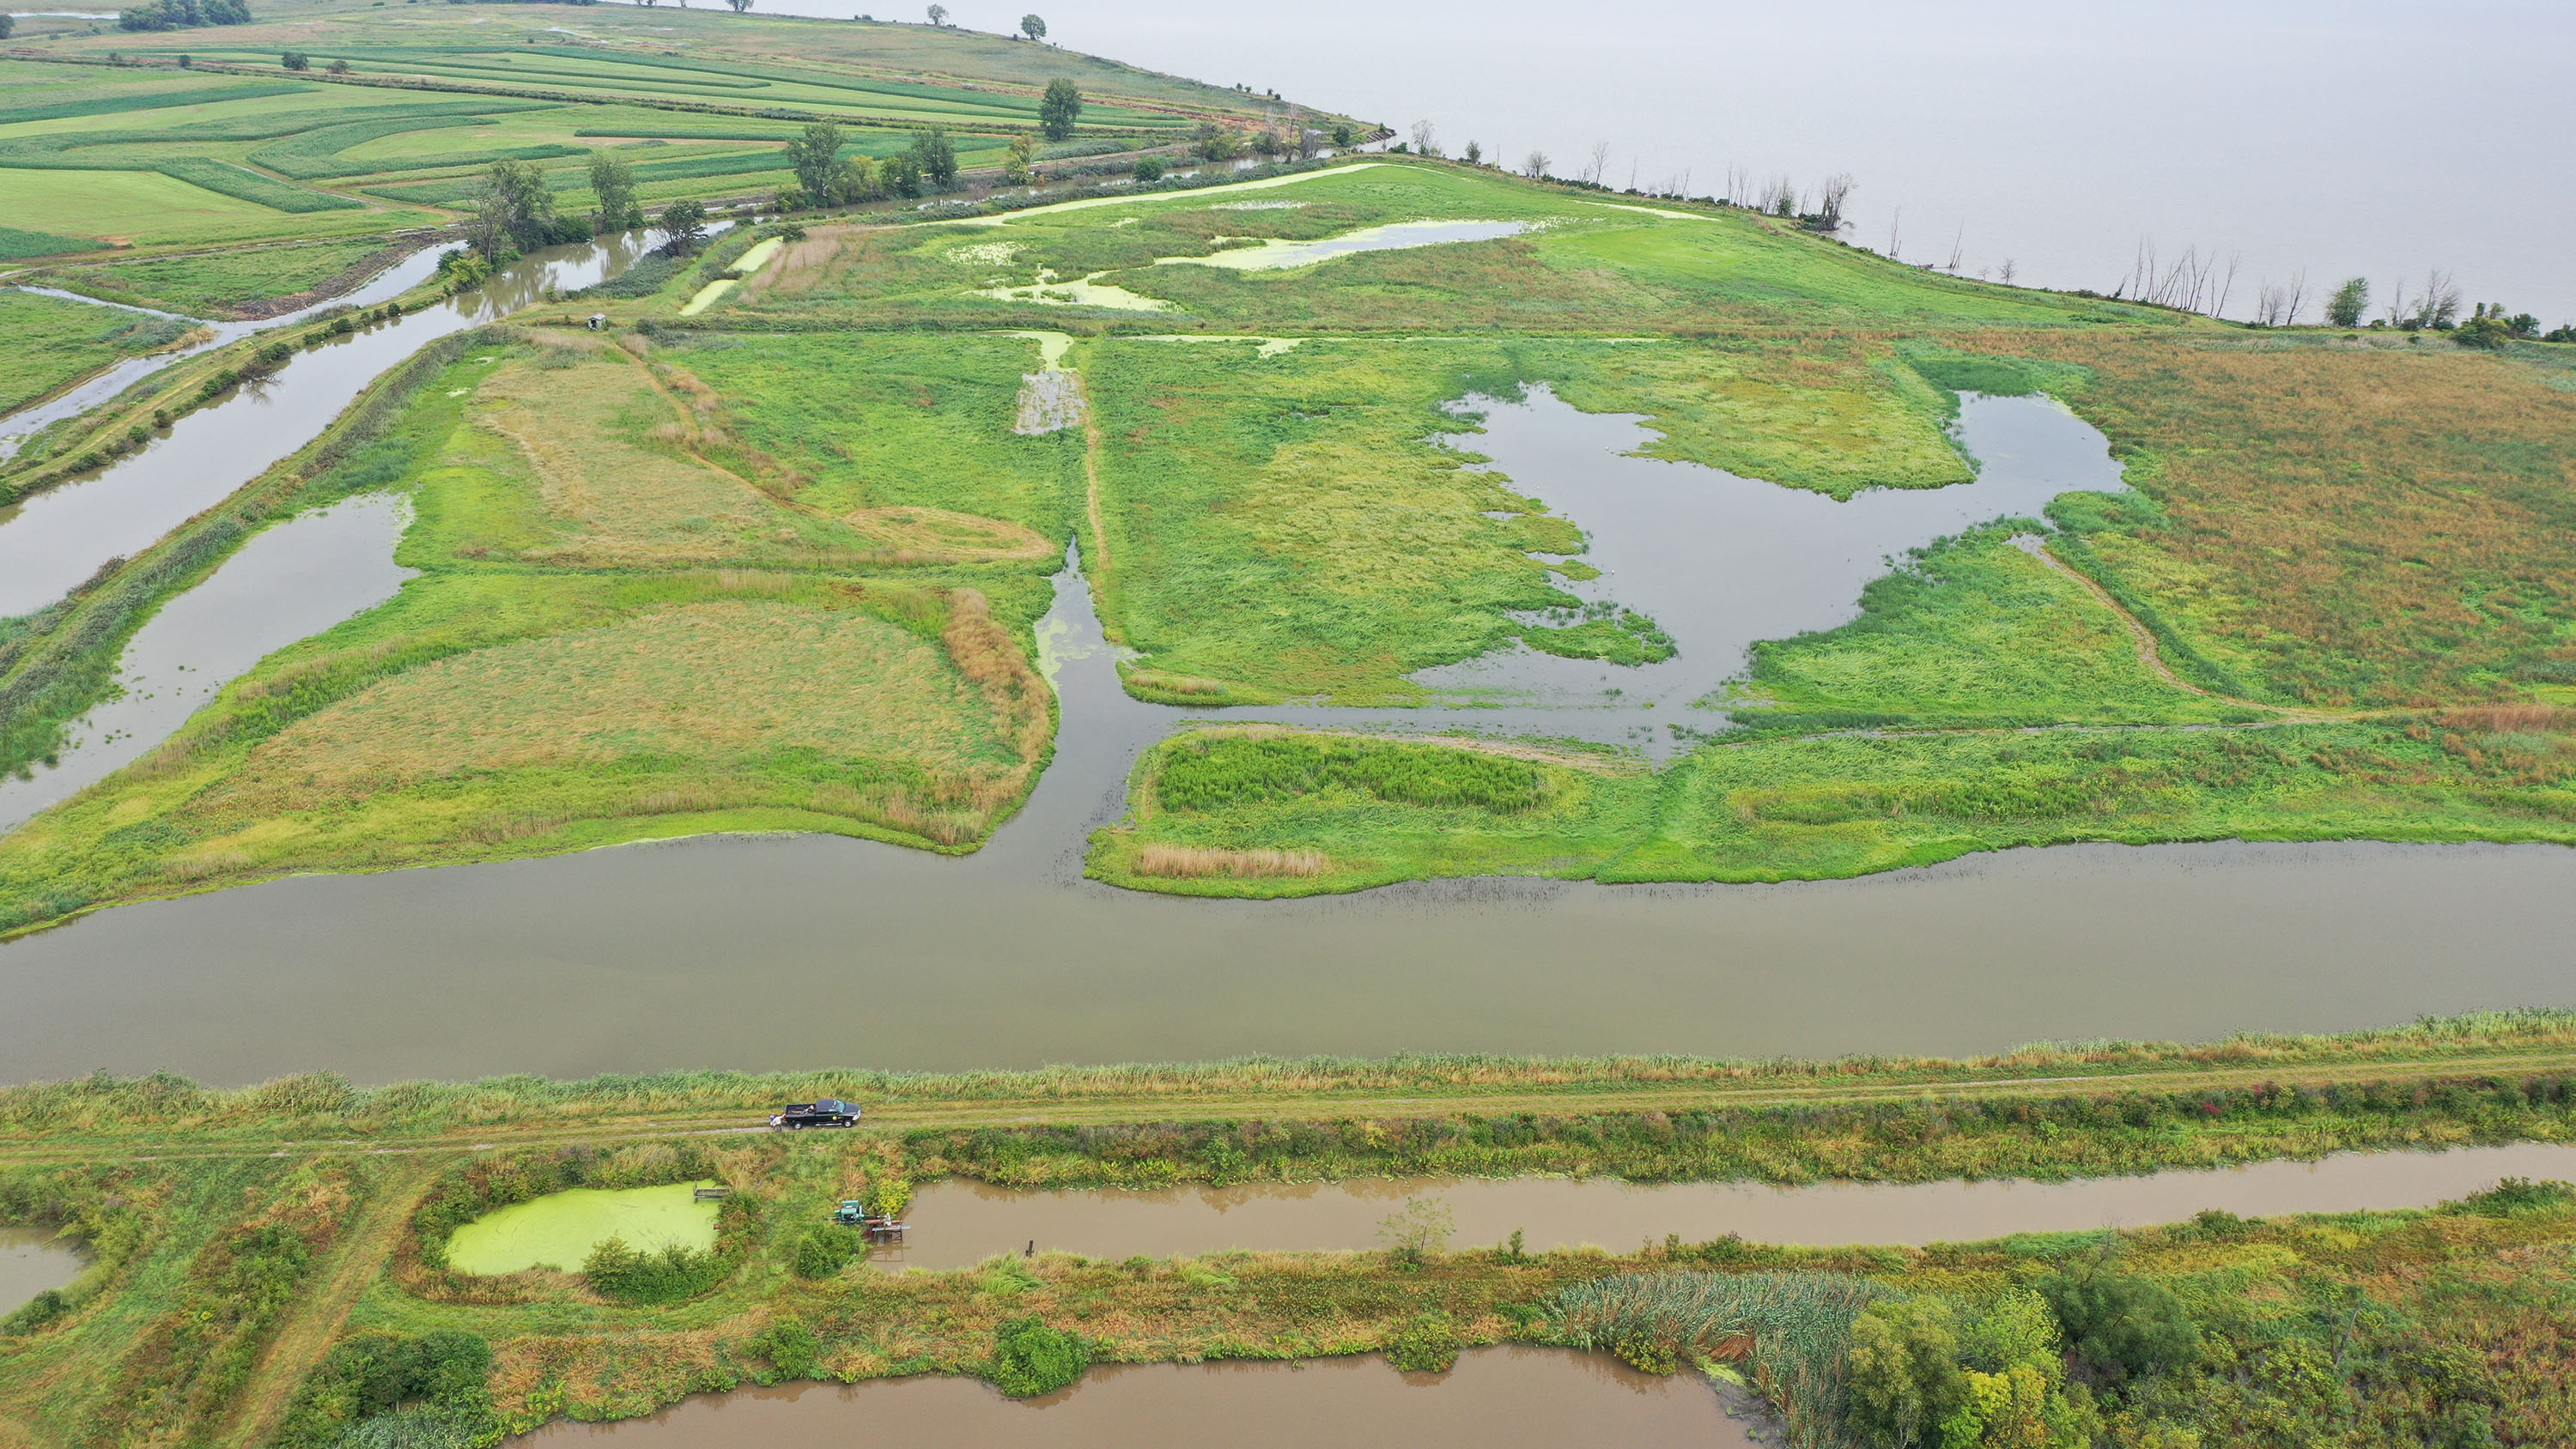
[0, 232, 2571, 1084]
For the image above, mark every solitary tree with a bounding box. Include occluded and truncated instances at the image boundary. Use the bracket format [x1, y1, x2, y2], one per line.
[280, 48, 307, 68]
[925, 3, 945, 22]
[1330, 121, 1353, 148]
[725, 0, 751, 11]
[908, 126, 957, 189]
[658, 198, 708, 255]
[2325, 276, 2370, 327]
[588, 154, 643, 233]
[1584, 140, 1612, 186]
[1133, 155, 1164, 183]
[1522, 149, 1548, 179]
[1407, 118, 1437, 156]
[1002, 134, 1036, 184]
[1816, 173, 1854, 229]
[1038, 77, 1081, 140]
[1018, 11, 1043, 40]
[787, 121, 843, 203]
[1462, 139, 1482, 165]
[474, 158, 556, 261]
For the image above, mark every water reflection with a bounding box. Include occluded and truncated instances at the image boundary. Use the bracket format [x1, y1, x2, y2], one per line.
[0, 229, 665, 617]
[873, 1143, 2576, 1269]
[0, 493, 416, 831]
[519, 1347, 1750, 1449]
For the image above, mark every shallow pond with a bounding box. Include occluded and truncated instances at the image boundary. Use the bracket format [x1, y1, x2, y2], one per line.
[446, 1183, 720, 1276]
[1411, 386, 2123, 712]
[0, 1226, 87, 1314]
[517, 1346, 1753, 1449]
[0, 492, 415, 831]
[1160, 219, 1529, 270]
[0, 228, 662, 618]
[868, 1144, 2576, 1270]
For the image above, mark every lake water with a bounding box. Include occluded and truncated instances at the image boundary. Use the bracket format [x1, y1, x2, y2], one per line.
[517, 1347, 1754, 1449]
[870, 1143, 2576, 1270]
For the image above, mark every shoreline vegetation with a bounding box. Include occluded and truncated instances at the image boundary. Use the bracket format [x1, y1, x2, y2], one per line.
[5, 1012, 2576, 1446]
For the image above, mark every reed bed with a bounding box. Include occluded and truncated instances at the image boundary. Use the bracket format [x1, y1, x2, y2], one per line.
[1546, 1270, 1887, 1448]
[1133, 844, 1328, 878]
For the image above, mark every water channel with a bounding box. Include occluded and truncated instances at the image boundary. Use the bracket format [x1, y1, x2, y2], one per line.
[0, 247, 447, 460]
[866, 1143, 2576, 1270]
[0, 229, 664, 618]
[518, 1346, 1753, 1449]
[0, 268, 2571, 1084]
[0, 492, 415, 832]
[0, 1226, 85, 1316]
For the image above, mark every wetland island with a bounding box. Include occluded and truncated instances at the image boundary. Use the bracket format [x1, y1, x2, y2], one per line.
[3, 2, 2574, 1445]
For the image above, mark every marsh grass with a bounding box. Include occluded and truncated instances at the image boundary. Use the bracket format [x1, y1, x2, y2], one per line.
[1133, 844, 1327, 878]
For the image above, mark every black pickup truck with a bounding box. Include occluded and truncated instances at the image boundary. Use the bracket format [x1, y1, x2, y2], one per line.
[770, 1099, 862, 1129]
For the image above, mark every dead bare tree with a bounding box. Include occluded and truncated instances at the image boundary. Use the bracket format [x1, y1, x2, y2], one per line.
[1884, 206, 1901, 259]
[1762, 173, 1797, 216]
[1585, 140, 1612, 187]
[1522, 149, 1549, 180]
[2407, 268, 2460, 329]
[1724, 164, 1750, 206]
[1627, 158, 1638, 192]
[1816, 173, 1854, 230]
[1998, 258, 2018, 284]
[2211, 252, 2242, 320]
[2381, 276, 2408, 326]
[1945, 223, 1964, 272]
[1408, 118, 1437, 156]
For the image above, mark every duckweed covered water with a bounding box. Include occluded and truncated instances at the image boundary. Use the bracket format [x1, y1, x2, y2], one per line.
[447, 1183, 719, 1276]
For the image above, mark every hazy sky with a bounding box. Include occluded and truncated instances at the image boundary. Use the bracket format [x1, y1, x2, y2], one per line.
[797, 0, 2576, 323]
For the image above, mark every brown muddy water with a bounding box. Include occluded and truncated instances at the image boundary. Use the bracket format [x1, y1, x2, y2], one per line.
[1, 380, 2572, 1085]
[0, 1226, 85, 1314]
[0, 230, 664, 617]
[518, 1347, 1753, 1449]
[868, 1144, 2576, 1270]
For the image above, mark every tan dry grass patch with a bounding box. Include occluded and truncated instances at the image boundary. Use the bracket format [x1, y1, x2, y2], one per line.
[842, 505, 1054, 561]
[744, 224, 861, 300]
[212, 602, 1016, 812]
[474, 358, 803, 567]
[1133, 844, 1329, 878]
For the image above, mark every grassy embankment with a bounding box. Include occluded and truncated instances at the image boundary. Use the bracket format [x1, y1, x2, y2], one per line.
[9, 1014, 2576, 1446]
[0, 289, 199, 415]
[0, 327, 1074, 934]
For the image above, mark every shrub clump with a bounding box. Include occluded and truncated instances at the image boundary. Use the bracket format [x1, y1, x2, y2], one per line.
[790, 1223, 866, 1278]
[581, 1234, 729, 1305]
[1155, 732, 1546, 814]
[1387, 1311, 1462, 1373]
[989, 1316, 1088, 1397]
[270, 1329, 494, 1449]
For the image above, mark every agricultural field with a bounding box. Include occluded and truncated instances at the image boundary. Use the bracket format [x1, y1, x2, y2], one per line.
[0, 1, 1309, 314]
[7, 1013, 2576, 1448]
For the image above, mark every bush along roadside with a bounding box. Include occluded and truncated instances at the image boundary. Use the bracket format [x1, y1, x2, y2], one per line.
[0, 328, 487, 837]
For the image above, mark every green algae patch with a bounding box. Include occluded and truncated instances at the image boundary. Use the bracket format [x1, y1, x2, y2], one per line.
[445, 1182, 718, 1275]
